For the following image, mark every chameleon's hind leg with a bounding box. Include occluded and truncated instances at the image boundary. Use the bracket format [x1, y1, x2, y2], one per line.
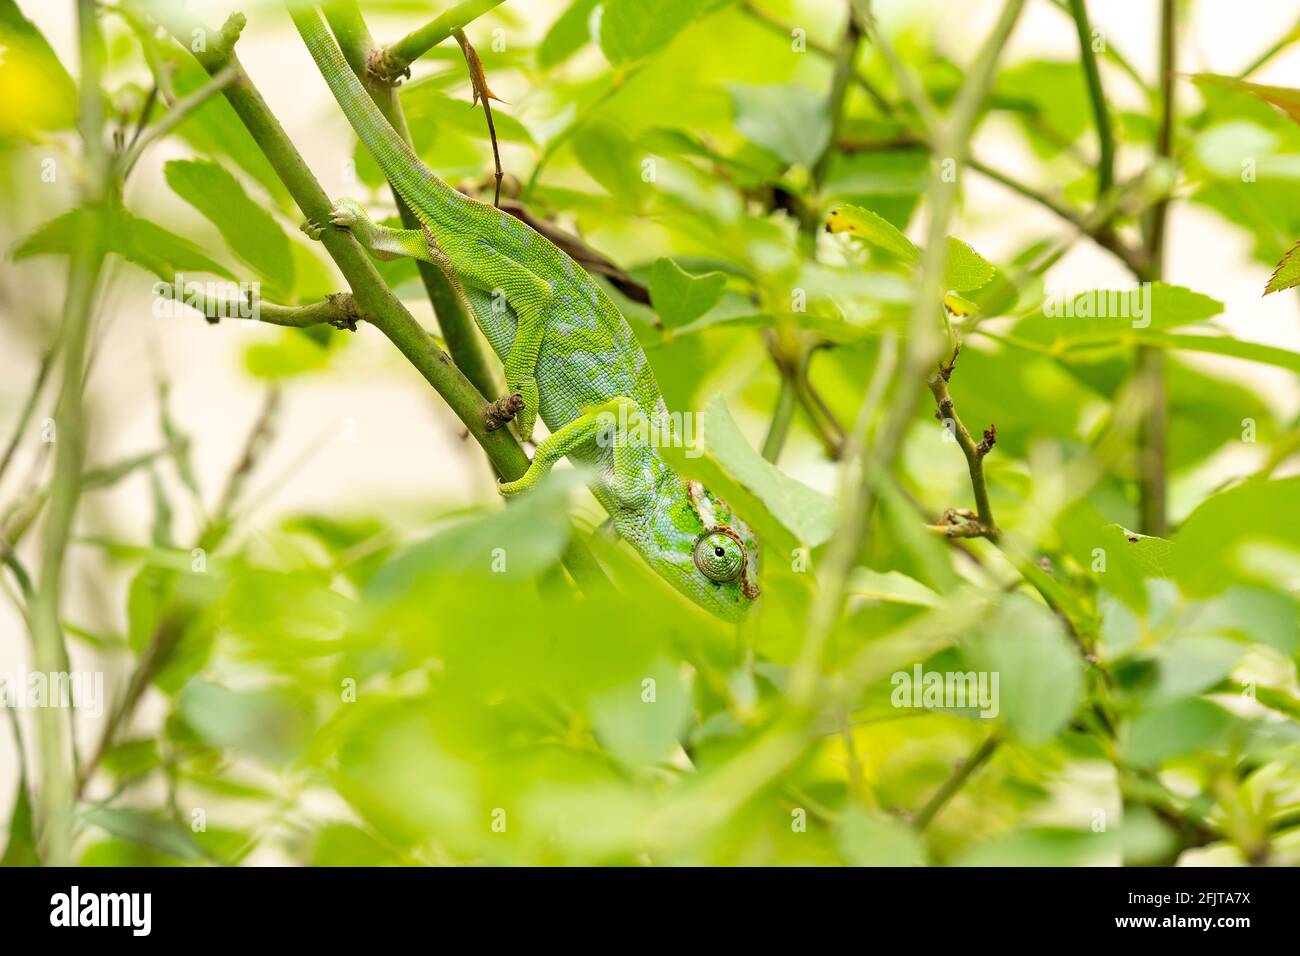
[499, 397, 656, 510]
[452, 243, 553, 443]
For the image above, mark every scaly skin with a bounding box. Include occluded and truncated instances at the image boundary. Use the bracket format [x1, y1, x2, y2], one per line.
[290, 6, 759, 621]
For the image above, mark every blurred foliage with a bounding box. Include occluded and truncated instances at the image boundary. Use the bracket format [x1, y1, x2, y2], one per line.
[2, 0, 1300, 869]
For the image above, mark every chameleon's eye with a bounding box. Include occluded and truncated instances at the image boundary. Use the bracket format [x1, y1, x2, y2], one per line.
[693, 530, 745, 583]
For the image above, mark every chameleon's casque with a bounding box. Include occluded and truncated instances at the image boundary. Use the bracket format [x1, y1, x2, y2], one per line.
[291, 7, 759, 620]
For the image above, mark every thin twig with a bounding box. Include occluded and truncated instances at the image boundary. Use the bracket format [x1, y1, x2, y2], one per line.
[126, 83, 160, 151]
[1066, 0, 1114, 198]
[913, 735, 1000, 830]
[761, 363, 797, 463]
[0, 344, 57, 487]
[451, 27, 503, 207]
[926, 348, 998, 539]
[1236, 15, 1300, 78]
[1045, 0, 1151, 97]
[1135, 0, 1177, 537]
[741, 0, 893, 113]
[114, 63, 239, 180]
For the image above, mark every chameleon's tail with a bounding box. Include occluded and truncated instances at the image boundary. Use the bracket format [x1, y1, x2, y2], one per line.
[289, 4, 463, 216]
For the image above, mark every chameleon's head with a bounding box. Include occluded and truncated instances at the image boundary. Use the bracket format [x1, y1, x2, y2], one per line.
[638, 479, 759, 623]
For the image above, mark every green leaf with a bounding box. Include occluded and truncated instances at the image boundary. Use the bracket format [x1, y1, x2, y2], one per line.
[944, 238, 995, 293]
[1191, 74, 1300, 126]
[826, 203, 919, 261]
[0, 0, 76, 138]
[312, 823, 402, 866]
[14, 206, 235, 281]
[1, 725, 38, 866]
[80, 806, 209, 863]
[1265, 240, 1300, 295]
[100, 739, 161, 780]
[365, 470, 582, 599]
[1149, 635, 1245, 704]
[598, 0, 722, 65]
[168, 55, 290, 207]
[165, 159, 295, 297]
[1172, 476, 1300, 596]
[178, 680, 314, 767]
[821, 148, 928, 224]
[243, 329, 337, 380]
[730, 82, 831, 168]
[827, 204, 995, 292]
[539, 0, 600, 69]
[669, 397, 838, 548]
[848, 569, 942, 607]
[1016, 282, 1223, 348]
[836, 808, 926, 866]
[1124, 699, 1232, 768]
[1122, 531, 1175, 579]
[1196, 586, 1300, 656]
[400, 86, 534, 144]
[955, 826, 1113, 866]
[962, 594, 1084, 745]
[570, 118, 651, 202]
[1135, 332, 1300, 373]
[588, 659, 690, 768]
[996, 60, 1093, 158]
[650, 257, 727, 328]
[1057, 504, 1151, 612]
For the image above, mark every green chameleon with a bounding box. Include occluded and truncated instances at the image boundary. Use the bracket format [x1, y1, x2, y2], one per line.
[290, 6, 759, 621]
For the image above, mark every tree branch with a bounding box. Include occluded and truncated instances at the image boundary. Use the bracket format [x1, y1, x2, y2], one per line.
[369, 0, 506, 85]
[323, 0, 501, 402]
[140, 3, 520, 467]
[181, 288, 363, 329]
[30, 0, 110, 868]
[137, 3, 606, 598]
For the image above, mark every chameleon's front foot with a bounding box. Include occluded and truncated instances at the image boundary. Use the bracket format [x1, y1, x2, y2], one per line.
[301, 200, 368, 243]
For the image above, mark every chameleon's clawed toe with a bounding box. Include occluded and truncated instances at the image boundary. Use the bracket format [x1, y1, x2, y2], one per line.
[512, 378, 540, 443]
[329, 198, 364, 228]
[299, 219, 323, 240]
